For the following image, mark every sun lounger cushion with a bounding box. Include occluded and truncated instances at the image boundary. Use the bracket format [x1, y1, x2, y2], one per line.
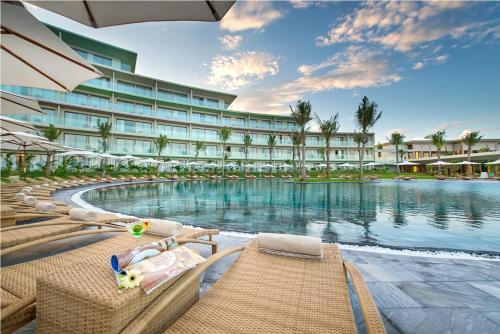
[146, 219, 183, 237]
[35, 202, 57, 213]
[257, 233, 322, 259]
[69, 208, 98, 221]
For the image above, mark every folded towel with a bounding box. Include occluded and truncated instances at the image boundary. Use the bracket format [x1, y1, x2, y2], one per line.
[145, 219, 183, 237]
[111, 237, 178, 272]
[69, 208, 98, 221]
[21, 188, 32, 195]
[36, 202, 57, 212]
[23, 196, 37, 205]
[22, 186, 32, 191]
[15, 193, 26, 200]
[257, 233, 322, 259]
[33, 185, 41, 189]
[42, 183, 50, 187]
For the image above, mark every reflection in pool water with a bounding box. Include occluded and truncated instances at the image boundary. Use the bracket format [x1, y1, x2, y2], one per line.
[82, 180, 500, 253]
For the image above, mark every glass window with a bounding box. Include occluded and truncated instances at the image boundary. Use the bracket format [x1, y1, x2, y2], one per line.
[192, 96, 204, 106]
[135, 140, 153, 154]
[157, 124, 187, 138]
[117, 81, 135, 94]
[158, 107, 187, 121]
[115, 138, 134, 153]
[65, 112, 88, 128]
[86, 77, 110, 89]
[250, 119, 257, 128]
[207, 98, 219, 108]
[120, 63, 132, 72]
[222, 116, 231, 126]
[93, 54, 112, 67]
[116, 119, 151, 134]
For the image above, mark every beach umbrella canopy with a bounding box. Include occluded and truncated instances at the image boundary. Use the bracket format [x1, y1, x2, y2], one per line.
[279, 164, 292, 168]
[28, 1, 236, 28]
[1, 131, 45, 143]
[204, 162, 219, 168]
[317, 163, 327, 168]
[1, 90, 43, 115]
[338, 163, 356, 168]
[0, 115, 37, 132]
[99, 153, 119, 160]
[1, 1, 102, 91]
[397, 161, 420, 166]
[484, 159, 500, 165]
[243, 163, 254, 168]
[224, 162, 238, 167]
[1, 131, 65, 152]
[454, 161, 481, 165]
[165, 160, 180, 165]
[56, 150, 100, 158]
[118, 154, 140, 161]
[187, 161, 201, 166]
[364, 162, 383, 167]
[427, 160, 453, 166]
[141, 158, 160, 164]
[261, 163, 274, 168]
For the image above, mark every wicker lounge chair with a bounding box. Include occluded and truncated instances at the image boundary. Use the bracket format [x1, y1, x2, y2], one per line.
[1, 227, 219, 334]
[120, 240, 386, 334]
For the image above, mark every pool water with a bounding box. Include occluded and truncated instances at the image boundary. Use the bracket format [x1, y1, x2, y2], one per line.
[83, 180, 500, 253]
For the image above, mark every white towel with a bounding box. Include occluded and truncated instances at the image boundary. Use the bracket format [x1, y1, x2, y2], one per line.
[33, 185, 41, 189]
[257, 233, 322, 259]
[42, 183, 50, 187]
[145, 219, 183, 237]
[15, 193, 26, 200]
[21, 188, 32, 195]
[36, 202, 57, 212]
[22, 186, 32, 191]
[69, 208, 98, 221]
[52, 182, 58, 185]
[23, 196, 38, 205]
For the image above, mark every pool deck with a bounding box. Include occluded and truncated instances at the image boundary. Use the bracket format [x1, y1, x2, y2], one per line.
[8, 183, 500, 334]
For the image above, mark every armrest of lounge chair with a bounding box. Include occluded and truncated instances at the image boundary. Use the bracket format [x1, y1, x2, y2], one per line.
[177, 237, 218, 254]
[120, 245, 245, 334]
[344, 261, 387, 334]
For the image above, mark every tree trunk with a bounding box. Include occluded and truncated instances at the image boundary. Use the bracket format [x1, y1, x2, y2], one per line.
[296, 148, 301, 179]
[359, 144, 365, 180]
[300, 139, 307, 180]
[467, 145, 471, 175]
[245, 148, 248, 176]
[45, 152, 51, 176]
[437, 151, 442, 175]
[157, 153, 161, 176]
[395, 144, 400, 174]
[326, 144, 330, 179]
[269, 148, 272, 175]
[221, 144, 225, 177]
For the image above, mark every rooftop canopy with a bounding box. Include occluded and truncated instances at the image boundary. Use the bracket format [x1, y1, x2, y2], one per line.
[28, 1, 236, 28]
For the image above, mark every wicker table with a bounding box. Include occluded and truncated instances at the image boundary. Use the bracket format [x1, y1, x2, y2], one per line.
[36, 256, 199, 334]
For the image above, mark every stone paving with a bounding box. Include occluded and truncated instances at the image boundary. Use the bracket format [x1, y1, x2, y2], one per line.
[7, 184, 500, 333]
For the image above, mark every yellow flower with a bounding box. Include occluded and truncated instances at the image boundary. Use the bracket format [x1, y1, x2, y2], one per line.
[121, 270, 143, 289]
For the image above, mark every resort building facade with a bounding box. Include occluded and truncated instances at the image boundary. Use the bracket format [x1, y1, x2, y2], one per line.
[2, 25, 375, 166]
[377, 138, 500, 163]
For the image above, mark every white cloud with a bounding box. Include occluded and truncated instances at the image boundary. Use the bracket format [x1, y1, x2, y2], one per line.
[219, 35, 243, 50]
[207, 51, 279, 90]
[412, 62, 425, 70]
[316, 1, 498, 52]
[232, 46, 401, 114]
[220, 1, 283, 32]
[290, 0, 312, 9]
[435, 54, 449, 64]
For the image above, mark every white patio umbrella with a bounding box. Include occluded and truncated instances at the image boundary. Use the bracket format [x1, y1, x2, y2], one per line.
[454, 161, 481, 165]
[166, 160, 180, 165]
[99, 153, 119, 160]
[204, 162, 219, 168]
[224, 162, 238, 167]
[397, 161, 421, 166]
[261, 163, 274, 169]
[118, 154, 140, 161]
[338, 163, 356, 168]
[279, 164, 292, 168]
[29, 1, 236, 28]
[0, 115, 37, 132]
[1, 90, 43, 115]
[141, 158, 160, 164]
[317, 163, 327, 168]
[56, 150, 100, 158]
[1, 1, 102, 91]
[427, 161, 453, 166]
[485, 159, 500, 165]
[187, 161, 201, 166]
[364, 162, 383, 167]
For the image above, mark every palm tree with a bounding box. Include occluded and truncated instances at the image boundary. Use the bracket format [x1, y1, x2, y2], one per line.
[194, 141, 204, 160]
[461, 130, 483, 175]
[217, 126, 232, 177]
[355, 96, 382, 180]
[387, 131, 405, 174]
[353, 132, 363, 169]
[267, 134, 277, 175]
[315, 112, 339, 179]
[290, 100, 312, 180]
[97, 120, 112, 176]
[425, 130, 446, 175]
[153, 134, 169, 176]
[290, 131, 302, 178]
[42, 124, 61, 175]
[243, 134, 252, 175]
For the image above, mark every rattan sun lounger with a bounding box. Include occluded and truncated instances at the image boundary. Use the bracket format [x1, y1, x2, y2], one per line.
[0, 227, 219, 334]
[122, 240, 386, 334]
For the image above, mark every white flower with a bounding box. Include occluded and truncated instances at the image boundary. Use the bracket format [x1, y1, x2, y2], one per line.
[120, 270, 143, 289]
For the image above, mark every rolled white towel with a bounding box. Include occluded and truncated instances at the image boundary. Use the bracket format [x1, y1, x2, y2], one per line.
[33, 185, 41, 189]
[69, 208, 98, 221]
[22, 186, 33, 191]
[52, 182, 58, 185]
[144, 218, 183, 237]
[42, 183, 50, 187]
[15, 193, 26, 200]
[21, 188, 32, 195]
[63, 181, 69, 184]
[23, 196, 38, 205]
[257, 233, 322, 259]
[36, 202, 57, 212]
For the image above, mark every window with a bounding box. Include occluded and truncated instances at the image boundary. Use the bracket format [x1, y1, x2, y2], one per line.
[192, 128, 218, 140]
[116, 119, 152, 134]
[93, 54, 112, 67]
[117, 81, 152, 97]
[192, 112, 218, 124]
[158, 107, 188, 121]
[86, 77, 110, 89]
[136, 140, 153, 154]
[158, 124, 187, 138]
[116, 100, 152, 116]
[115, 138, 135, 153]
[167, 142, 188, 155]
[192, 96, 204, 106]
[64, 134, 100, 151]
[250, 119, 257, 128]
[222, 116, 231, 126]
[207, 98, 219, 108]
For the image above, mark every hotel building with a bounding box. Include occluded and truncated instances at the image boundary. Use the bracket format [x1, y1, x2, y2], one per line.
[3, 25, 375, 166]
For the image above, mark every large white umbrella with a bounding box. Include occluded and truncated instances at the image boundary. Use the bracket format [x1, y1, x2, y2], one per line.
[317, 163, 327, 168]
[187, 161, 201, 166]
[364, 162, 383, 167]
[141, 158, 160, 164]
[261, 163, 275, 169]
[56, 150, 100, 158]
[204, 162, 219, 168]
[166, 160, 180, 165]
[280, 164, 292, 168]
[397, 161, 420, 166]
[1, 90, 43, 115]
[0, 115, 37, 132]
[455, 161, 481, 165]
[118, 154, 140, 161]
[1, 1, 102, 91]
[224, 162, 238, 168]
[99, 153, 119, 160]
[427, 161, 453, 166]
[485, 159, 500, 165]
[338, 163, 356, 168]
[29, 1, 236, 28]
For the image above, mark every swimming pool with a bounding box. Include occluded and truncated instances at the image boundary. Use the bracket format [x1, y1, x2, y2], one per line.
[82, 179, 500, 253]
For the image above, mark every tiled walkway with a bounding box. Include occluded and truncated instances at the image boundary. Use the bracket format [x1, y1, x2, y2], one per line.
[11, 183, 499, 334]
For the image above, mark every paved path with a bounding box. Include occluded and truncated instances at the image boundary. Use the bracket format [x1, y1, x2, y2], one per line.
[10, 184, 500, 333]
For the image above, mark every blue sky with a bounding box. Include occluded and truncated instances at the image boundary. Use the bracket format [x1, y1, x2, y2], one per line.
[27, 1, 500, 143]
